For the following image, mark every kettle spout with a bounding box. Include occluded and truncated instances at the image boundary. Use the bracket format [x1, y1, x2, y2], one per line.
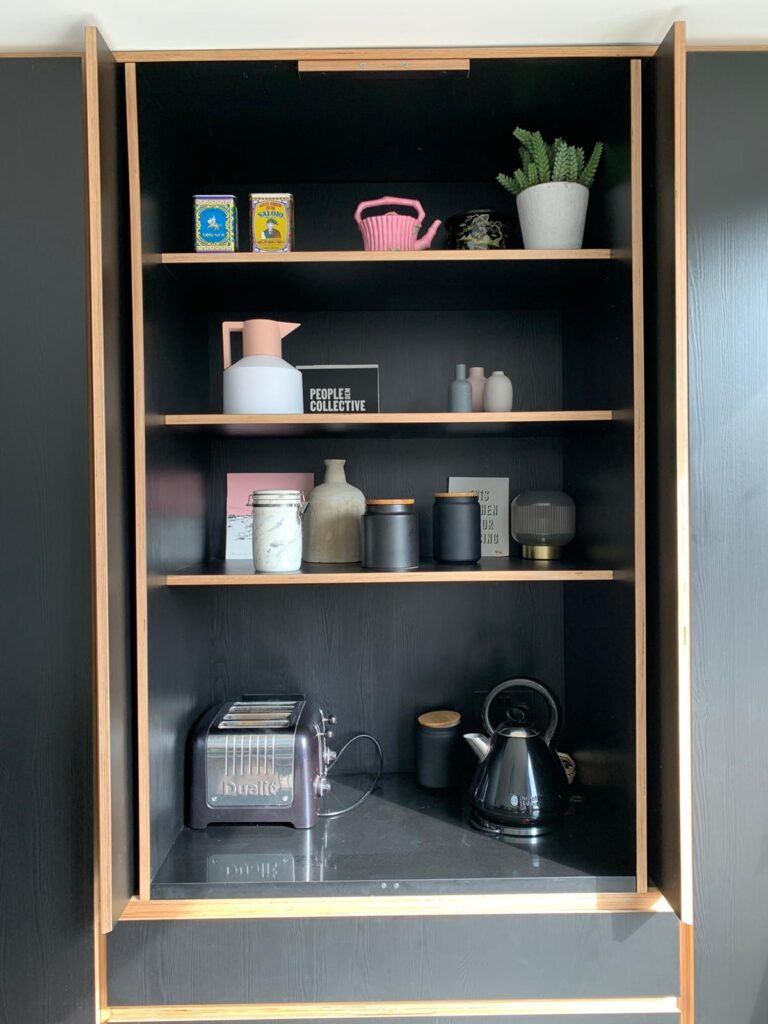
[415, 219, 442, 250]
[463, 732, 491, 761]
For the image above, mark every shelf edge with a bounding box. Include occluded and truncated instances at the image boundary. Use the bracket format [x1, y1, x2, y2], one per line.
[119, 889, 671, 921]
[162, 569, 616, 586]
[160, 248, 615, 264]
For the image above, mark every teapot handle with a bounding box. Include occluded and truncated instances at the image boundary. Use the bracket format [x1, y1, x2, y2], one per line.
[481, 677, 561, 746]
[354, 196, 426, 228]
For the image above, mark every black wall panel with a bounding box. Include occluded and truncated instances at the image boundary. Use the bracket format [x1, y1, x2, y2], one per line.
[687, 51, 768, 1024]
[0, 58, 94, 1024]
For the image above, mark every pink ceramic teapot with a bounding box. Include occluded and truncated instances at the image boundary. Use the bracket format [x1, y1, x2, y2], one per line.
[354, 196, 441, 252]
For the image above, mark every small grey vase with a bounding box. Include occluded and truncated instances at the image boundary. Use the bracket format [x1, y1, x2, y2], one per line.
[449, 363, 473, 412]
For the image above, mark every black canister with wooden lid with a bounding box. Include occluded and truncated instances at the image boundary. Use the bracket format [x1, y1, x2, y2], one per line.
[433, 491, 481, 564]
[416, 709, 461, 788]
[361, 499, 419, 570]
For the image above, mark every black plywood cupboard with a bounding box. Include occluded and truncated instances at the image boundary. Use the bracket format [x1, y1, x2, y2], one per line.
[2, 22, 767, 1024]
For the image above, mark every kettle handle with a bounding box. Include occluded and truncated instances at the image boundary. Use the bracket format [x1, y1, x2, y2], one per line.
[481, 677, 560, 746]
[354, 196, 426, 228]
[222, 321, 244, 370]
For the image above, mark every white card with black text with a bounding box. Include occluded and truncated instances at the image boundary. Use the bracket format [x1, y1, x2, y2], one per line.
[448, 476, 509, 557]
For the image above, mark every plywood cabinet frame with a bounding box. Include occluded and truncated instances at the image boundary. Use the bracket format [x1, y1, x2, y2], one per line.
[83, 25, 695, 1024]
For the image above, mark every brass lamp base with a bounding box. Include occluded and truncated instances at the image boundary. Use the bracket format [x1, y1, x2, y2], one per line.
[522, 544, 562, 560]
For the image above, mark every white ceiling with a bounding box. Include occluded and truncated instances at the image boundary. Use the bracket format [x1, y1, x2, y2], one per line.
[4, 0, 768, 51]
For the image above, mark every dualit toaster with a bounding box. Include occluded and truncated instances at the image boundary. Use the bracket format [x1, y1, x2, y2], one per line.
[188, 695, 337, 830]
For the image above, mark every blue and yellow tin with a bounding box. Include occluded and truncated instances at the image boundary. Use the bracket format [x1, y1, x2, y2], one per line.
[193, 195, 238, 252]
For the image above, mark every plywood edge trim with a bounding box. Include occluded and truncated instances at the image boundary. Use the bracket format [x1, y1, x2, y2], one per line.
[672, 20, 694, 929]
[163, 570, 616, 586]
[687, 42, 768, 51]
[629, 58, 648, 893]
[163, 412, 617, 426]
[119, 890, 672, 921]
[113, 45, 656, 63]
[159, 249, 614, 263]
[298, 58, 469, 72]
[83, 22, 114, 937]
[105, 998, 680, 1021]
[0, 50, 83, 58]
[679, 922, 694, 1024]
[124, 61, 152, 902]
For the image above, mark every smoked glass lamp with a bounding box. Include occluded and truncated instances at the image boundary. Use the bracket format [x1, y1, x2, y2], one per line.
[511, 491, 576, 559]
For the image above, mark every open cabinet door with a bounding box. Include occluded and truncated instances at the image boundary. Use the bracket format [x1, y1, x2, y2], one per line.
[84, 24, 136, 932]
[643, 21, 693, 925]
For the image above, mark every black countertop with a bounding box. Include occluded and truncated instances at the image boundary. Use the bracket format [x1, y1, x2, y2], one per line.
[152, 774, 635, 899]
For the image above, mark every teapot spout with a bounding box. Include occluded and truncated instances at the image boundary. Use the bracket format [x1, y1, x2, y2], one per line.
[464, 732, 491, 761]
[415, 219, 442, 250]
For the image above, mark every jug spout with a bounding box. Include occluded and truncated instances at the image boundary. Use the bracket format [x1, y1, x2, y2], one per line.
[464, 732, 491, 761]
[415, 219, 442, 250]
[278, 321, 301, 339]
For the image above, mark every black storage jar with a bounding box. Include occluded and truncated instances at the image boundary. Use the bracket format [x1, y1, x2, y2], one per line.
[361, 499, 419, 570]
[416, 710, 461, 788]
[433, 492, 481, 565]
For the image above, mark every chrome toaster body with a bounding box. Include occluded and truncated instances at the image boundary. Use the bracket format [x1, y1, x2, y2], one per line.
[187, 695, 336, 829]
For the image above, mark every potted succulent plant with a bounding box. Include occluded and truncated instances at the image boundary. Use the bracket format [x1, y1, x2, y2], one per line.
[497, 128, 603, 249]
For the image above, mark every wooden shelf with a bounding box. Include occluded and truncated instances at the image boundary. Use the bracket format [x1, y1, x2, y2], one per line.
[161, 249, 615, 265]
[163, 558, 615, 586]
[162, 410, 617, 437]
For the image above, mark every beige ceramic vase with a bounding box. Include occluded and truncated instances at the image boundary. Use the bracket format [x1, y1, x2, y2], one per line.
[302, 459, 366, 563]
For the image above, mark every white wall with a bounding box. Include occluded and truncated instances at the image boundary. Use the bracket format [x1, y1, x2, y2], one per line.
[4, 0, 768, 52]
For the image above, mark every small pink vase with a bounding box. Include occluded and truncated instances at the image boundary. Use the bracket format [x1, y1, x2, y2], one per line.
[468, 367, 487, 412]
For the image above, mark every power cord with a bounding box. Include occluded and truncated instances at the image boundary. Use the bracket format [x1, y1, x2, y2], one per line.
[317, 733, 384, 818]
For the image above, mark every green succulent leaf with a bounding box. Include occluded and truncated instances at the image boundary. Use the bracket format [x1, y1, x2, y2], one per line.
[552, 144, 568, 182]
[579, 141, 604, 188]
[530, 131, 551, 182]
[497, 129, 603, 196]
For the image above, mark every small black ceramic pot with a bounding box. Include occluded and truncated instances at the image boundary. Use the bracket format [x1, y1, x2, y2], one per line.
[444, 210, 515, 250]
[433, 492, 481, 564]
[361, 500, 419, 570]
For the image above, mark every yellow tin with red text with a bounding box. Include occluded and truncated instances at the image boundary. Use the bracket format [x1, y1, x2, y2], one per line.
[249, 194, 294, 253]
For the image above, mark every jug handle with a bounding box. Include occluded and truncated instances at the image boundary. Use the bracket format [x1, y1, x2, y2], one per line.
[221, 321, 244, 370]
[354, 196, 426, 228]
[481, 677, 561, 746]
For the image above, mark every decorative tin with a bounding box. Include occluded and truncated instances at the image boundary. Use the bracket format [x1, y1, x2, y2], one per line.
[194, 195, 238, 252]
[250, 193, 294, 253]
[444, 209, 515, 250]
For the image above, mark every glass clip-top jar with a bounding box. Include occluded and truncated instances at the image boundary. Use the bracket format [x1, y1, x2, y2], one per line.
[248, 489, 307, 573]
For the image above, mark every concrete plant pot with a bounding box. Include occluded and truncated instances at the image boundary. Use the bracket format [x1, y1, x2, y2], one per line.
[516, 181, 590, 249]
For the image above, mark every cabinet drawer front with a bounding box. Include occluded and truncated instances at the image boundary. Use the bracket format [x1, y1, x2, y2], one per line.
[107, 914, 679, 1004]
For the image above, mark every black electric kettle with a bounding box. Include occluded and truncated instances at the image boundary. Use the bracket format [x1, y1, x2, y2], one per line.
[464, 678, 569, 837]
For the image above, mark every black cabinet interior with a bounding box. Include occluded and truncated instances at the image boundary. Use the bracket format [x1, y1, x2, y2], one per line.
[137, 58, 629, 252]
[131, 56, 642, 899]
